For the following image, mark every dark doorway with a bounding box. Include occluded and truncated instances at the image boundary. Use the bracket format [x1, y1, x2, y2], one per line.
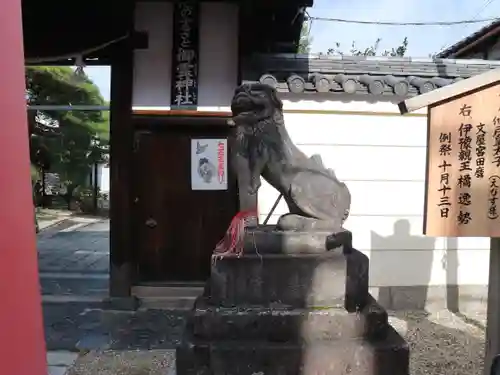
[132, 123, 238, 282]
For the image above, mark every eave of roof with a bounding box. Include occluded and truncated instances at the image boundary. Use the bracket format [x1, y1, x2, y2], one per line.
[436, 20, 500, 58]
[22, 0, 314, 63]
[241, 54, 500, 98]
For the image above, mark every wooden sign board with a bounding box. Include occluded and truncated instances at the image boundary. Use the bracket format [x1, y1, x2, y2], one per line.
[170, 1, 200, 108]
[425, 82, 500, 236]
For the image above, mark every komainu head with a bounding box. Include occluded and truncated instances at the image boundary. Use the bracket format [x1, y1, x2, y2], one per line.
[231, 83, 283, 125]
[230, 83, 286, 161]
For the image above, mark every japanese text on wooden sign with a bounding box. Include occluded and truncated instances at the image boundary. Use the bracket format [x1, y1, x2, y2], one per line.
[170, 1, 199, 107]
[425, 83, 500, 237]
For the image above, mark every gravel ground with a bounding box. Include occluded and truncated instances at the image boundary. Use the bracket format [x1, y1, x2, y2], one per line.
[67, 309, 486, 375]
[389, 310, 485, 375]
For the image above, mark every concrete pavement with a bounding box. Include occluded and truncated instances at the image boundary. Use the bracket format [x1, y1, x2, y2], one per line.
[38, 218, 189, 356]
[38, 219, 109, 274]
[38, 218, 189, 375]
[47, 351, 79, 375]
[38, 219, 109, 299]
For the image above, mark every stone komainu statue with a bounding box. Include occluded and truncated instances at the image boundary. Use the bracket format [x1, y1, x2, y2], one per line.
[230, 82, 351, 233]
[213, 83, 352, 257]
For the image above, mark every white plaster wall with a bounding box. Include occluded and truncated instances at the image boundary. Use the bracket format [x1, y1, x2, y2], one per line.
[98, 165, 110, 193]
[198, 2, 239, 111]
[132, 2, 238, 111]
[89, 164, 110, 193]
[257, 94, 489, 288]
[133, 2, 173, 109]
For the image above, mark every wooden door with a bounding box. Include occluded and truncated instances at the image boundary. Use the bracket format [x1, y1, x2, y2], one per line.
[133, 127, 238, 282]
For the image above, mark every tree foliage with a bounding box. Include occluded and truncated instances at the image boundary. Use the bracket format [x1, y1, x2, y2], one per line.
[297, 21, 408, 57]
[298, 20, 313, 54]
[26, 66, 109, 201]
[326, 38, 408, 57]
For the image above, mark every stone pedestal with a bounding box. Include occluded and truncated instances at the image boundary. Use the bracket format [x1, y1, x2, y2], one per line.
[177, 228, 409, 375]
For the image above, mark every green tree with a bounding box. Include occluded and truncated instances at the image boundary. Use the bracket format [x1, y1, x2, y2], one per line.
[327, 37, 408, 57]
[298, 20, 313, 54]
[297, 21, 408, 57]
[26, 66, 109, 207]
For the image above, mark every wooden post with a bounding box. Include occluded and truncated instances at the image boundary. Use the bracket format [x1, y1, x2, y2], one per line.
[485, 238, 500, 375]
[108, 0, 136, 307]
[0, 0, 47, 373]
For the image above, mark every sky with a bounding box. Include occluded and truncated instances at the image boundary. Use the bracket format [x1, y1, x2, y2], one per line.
[85, 0, 500, 102]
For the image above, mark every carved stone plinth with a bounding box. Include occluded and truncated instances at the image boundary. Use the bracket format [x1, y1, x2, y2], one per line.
[177, 228, 409, 375]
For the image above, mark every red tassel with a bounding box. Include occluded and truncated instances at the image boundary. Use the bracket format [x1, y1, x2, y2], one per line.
[214, 209, 257, 258]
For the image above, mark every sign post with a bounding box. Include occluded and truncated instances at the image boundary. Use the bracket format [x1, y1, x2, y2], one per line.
[0, 0, 47, 373]
[399, 68, 500, 375]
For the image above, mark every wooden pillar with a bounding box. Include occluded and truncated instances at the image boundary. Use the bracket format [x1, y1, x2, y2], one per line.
[108, 0, 136, 306]
[232, 3, 258, 214]
[0, 0, 47, 373]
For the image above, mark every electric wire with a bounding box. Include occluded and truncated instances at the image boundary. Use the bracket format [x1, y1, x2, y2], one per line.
[306, 15, 499, 27]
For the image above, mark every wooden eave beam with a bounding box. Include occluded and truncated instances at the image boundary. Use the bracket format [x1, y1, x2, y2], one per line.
[24, 31, 147, 66]
[239, 2, 306, 54]
[451, 25, 500, 58]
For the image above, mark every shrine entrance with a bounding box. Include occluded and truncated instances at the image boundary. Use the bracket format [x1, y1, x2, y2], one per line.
[20, 0, 312, 298]
[132, 121, 238, 282]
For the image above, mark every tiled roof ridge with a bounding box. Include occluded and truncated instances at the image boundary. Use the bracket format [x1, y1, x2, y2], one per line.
[242, 54, 500, 98]
[251, 52, 500, 65]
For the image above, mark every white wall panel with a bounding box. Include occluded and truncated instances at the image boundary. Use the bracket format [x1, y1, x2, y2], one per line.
[257, 99, 489, 287]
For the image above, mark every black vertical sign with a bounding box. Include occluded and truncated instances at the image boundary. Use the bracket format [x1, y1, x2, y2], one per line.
[170, 1, 199, 108]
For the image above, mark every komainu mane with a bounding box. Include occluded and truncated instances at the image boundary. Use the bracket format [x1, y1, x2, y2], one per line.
[230, 82, 351, 233]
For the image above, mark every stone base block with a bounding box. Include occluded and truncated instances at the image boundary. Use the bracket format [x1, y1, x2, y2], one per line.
[209, 248, 368, 311]
[191, 294, 387, 342]
[242, 226, 353, 254]
[176, 326, 409, 375]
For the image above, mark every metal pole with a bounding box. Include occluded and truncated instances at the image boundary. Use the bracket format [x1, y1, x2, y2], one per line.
[263, 194, 283, 225]
[0, 0, 47, 373]
[27, 104, 110, 111]
[93, 162, 99, 213]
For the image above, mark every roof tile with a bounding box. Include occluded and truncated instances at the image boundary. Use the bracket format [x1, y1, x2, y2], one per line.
[242, 54, 500, 98]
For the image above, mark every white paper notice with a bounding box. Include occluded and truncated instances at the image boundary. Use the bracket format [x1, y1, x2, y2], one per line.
[191, 138, 228, 190]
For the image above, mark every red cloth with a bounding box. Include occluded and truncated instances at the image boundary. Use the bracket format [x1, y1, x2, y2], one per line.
[0, 0, 47, 373]
[214, 210, 258, 257]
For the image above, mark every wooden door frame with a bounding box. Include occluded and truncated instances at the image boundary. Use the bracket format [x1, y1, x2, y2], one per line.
[133, 113, 231, 128]
[130, 114, 239, 284]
